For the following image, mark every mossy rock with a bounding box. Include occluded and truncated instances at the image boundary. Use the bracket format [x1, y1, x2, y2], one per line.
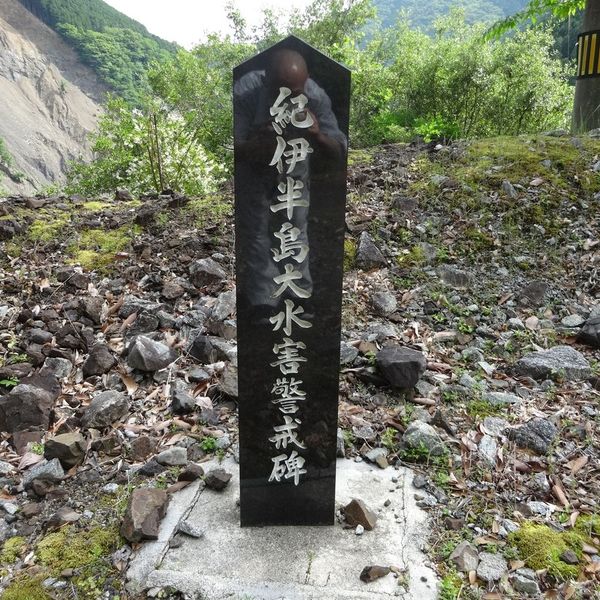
[509, 522, 584, 581]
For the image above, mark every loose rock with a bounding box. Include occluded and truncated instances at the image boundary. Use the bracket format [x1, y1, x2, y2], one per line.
[120, 488, 169, 543]
[204, 468, 232, 491]
[376, 346, 427, 389]
[127, 335, 177, 372]
[81, 390, 129, 429]
[515, 345, 591, 381]
[44, 432, 87, 468]
[343, 499, 377, 531]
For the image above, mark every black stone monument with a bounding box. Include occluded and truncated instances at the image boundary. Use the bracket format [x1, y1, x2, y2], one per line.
[234, 36, 350, 526]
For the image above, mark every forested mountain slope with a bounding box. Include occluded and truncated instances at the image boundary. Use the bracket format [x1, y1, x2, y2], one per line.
[17, 0, 177, 104]
[0, 0, 105, 194]
[375, 0, 529, 28]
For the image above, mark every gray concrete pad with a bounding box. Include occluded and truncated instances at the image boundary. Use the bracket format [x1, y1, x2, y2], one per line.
[127, 458, 439, 599]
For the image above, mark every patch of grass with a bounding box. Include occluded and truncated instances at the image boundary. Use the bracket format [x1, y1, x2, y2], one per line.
[1, 536, 27, 564]
[466, 398, 503, 419]
[439, 570, 462, 600]
[200, 435, 217, 452]
[396, 244, 426, 267]
[381, 427, 399, 452]
[68, 225, 141, 271]
[509, 522, 583, 581]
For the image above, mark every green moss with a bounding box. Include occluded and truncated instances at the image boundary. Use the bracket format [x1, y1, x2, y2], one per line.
[397, 244, 426, 267]
[28, 214, 71, 242]
[37, 524, 120, 573]
[343, 238, 357, 271]
[575, 514, 600, 537]
[348, 148, 374, 166]
[1, 536, 27, 563]
[509, 523, 583, 580]
[2, 575, 51, 600]
[185, 195, 231, 228]
[68, 225, 140, 271]
[82, 201, 111, 211]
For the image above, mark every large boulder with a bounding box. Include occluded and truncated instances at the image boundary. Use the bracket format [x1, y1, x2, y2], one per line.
[0, 374, 60, 433]
[515, 345, 591, 381]
[81, 391, 129, 429]
[127, 336, 177, 371]
[376, 346, 427, 389]
[121, 488, 169, 542]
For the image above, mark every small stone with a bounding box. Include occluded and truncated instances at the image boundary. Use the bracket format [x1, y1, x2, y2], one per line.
[340, 341, 358, 366]
[343, 499, 377, 531]
[561, 314, 585, 328]
[46, 507, 81, 529]
[44, 432, 87, 469]
[82, 344, 116, 377]
[560, 549, 579, 565]
[178, 463, 204, 481]
[336, 428, 345, 458]
[476, 551, 508, 582]
[371, 291, 397, 316]
[445, 517, 465, 531]
[204, 468, 232, 491]
[81, 390, 129, 429]
[177, 521, 204, 538]
[115, 188, 133, 201]
[0, 374, 60, 433]
[120, 488, 169, 543]
[578, 316, 600, 349]
[403, 421, 447, 457]
[502, 180, 518, 199]
[130, 436, 158, 461]
[355, 524, 365, 535]
[520, 281, 548, 306]
[438, 265, 471, 289]
[360, 565, 391, 583]
[512, 568, 540, 596]
[483, 391, 520, 406]
[156, 447, 188, 466]
[449, 541, 479, 572]
[187, 335, 218, 364]
[478, 435, 497, 467]
[516, 345, 591, 381]
[356, 231, 386, 269]
[218, 362, 238, 398]
[189, 258, 227, 288]
[170, 380, 195, 415]
[376, 346, 427, 389]
[127, 336, 177, 372]
[21, 502, 43, 518]
[161, 280, 185, 300]
[23, 459, 65, 489]
[42, 357, 73, 379]
[102, 483, 120, 495]
[507, 418, 558, 455]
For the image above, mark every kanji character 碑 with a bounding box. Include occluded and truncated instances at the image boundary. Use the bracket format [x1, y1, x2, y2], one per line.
[268, 450, 307, 485]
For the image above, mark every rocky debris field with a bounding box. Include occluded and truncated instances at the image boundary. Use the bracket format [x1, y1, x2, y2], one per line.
[0, 131, 599, 600]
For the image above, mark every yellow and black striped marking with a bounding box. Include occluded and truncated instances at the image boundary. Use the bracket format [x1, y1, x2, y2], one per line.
[577, 30, 600, 78]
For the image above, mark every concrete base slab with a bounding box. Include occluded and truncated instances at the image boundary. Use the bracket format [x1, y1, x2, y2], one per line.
[127, 458, 439, 599]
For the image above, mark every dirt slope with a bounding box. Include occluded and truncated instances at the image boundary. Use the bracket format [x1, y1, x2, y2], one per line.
[0, 0, 106, 194]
